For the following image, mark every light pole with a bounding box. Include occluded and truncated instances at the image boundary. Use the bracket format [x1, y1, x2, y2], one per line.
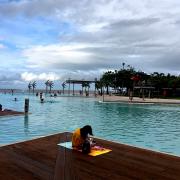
[94, 78, 97, 97]
[115, 70, 117, 94]
[103, 86, 104, 102]
[122, 62, 125, 70]
[122, 62, 125, 95]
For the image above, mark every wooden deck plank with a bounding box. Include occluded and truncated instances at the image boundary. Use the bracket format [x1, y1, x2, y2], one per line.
[0, 110, 24, 116]
[0, 132, 180, 179]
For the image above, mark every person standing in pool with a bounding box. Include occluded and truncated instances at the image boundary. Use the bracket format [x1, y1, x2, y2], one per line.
[72, 125, 94, 153]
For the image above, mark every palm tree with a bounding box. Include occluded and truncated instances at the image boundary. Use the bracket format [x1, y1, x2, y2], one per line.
[101, 71, 113, 94]
[87, 82, 90, 95]
[82, 82, 90, 96]
[45, 80, 50, 94]
[81, 82, 85, 95]
[94, 78, 97, 95]
[62, 82, 66, 94]
[95, 80, 103, 96]
[28, 82, 32, 94]
[49, 81, 54, 94]
[32, 81, 36, 94]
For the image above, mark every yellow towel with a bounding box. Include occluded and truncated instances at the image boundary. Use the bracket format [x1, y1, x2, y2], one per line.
[88, 147, 112, 156]
[58, 142, 112, 156]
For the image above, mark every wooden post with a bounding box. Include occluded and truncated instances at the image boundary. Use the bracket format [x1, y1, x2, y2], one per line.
[81, 83, 83, 95]
[40, 92, 43, 99]
[24, 98, 29, 113]
[73, 82, 74, 96]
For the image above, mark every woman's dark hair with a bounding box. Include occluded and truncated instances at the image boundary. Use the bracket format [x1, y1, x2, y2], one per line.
[80, 125, 93, 139]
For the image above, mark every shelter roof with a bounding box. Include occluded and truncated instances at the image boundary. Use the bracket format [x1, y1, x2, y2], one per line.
[65, 79, 97, 84]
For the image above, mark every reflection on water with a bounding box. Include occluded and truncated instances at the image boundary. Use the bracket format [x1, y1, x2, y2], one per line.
[0, 93, 180, 156]
[24, 115, 29, 135]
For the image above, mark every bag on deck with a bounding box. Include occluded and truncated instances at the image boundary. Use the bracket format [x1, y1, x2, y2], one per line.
[82, 140, 91, 154]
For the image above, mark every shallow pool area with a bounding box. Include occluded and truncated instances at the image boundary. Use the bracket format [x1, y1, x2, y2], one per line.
[0, 93, 180, 156]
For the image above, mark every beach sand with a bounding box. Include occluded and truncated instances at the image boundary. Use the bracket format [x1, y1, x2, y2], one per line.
[98, 95, 180, 104]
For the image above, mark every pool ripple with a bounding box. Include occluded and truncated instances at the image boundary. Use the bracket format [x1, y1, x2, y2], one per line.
[0, 93, 180, 156]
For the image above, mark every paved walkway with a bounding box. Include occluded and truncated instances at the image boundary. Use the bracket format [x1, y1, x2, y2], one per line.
[98, 95, 180, 104]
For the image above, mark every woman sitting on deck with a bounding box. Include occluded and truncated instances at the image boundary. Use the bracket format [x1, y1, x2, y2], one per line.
[0, 104, 12, 112]
[72, 125, 95, 153]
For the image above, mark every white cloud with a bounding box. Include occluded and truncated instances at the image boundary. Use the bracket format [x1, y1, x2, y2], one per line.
[22, 43, 99, 70]
[1, 0, 180, 89]
[81, 23, 108, 33]
[0, 44, 5, 49]
[21, 72, 61, 81]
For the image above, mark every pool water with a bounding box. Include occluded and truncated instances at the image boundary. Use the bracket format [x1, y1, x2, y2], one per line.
[0, 93, 180, 156]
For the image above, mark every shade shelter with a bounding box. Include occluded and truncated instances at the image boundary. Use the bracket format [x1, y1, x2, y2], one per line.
[65, 79, 97, 96]
[134, 86, 155, 98]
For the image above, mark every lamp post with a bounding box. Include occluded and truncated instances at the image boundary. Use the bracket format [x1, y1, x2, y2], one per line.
[103, 86, 105, 102]
[122, 62, 125, 95]
[94, 78, 97, 97]
[115, 70, 117, 94]
[122, 62, 125, 70]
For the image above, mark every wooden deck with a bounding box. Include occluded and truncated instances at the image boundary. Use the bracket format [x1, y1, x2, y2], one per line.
[0, 110, 24, 116]
[0, 132, 180, 180]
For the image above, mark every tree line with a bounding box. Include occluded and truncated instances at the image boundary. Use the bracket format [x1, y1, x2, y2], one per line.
[27, 65, 180, 98]
[27, 80, 91, 95]
[98, 66, 180, 98]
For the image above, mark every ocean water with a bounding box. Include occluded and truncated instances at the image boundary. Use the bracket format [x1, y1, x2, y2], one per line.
[0, 93, 180, 156]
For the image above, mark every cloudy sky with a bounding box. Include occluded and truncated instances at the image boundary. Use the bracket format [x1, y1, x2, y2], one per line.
[0, 0, 180, 89]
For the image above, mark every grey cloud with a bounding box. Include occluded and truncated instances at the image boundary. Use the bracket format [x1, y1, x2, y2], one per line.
[103, 18, 163, 45]
[155, 51, 180, 71]
[0, 72, 25, 88]
[0, 73, 21, 82]
[0, 0, 64, 16]
[0, 0, 111, 26]
[1, 0, 180, 81]
[79, 42, 169, 56]
[63, 15, 169, 54]
[105, 17, 161, 29]
[34, 52, 126, 71]
[134, 43, 169, 48]
[0, 0, 96, 21]
[174, 19, 180, 25]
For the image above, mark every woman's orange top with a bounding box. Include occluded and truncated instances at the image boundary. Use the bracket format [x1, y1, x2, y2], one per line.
[72, 128, 84, 149]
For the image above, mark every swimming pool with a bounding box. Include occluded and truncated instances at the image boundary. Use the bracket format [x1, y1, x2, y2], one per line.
[0, 93, 180, 156]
